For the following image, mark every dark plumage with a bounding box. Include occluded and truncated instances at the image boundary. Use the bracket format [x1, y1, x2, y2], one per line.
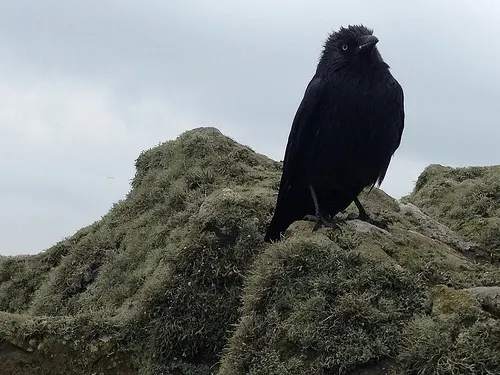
[264, 25, 405, 243]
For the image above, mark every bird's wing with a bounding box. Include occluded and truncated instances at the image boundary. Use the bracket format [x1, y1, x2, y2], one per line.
[281, 76, 327, 186]
[264, 76, 329, 242]
[392, 82, 405, 151]
[376, 79, 405, 186]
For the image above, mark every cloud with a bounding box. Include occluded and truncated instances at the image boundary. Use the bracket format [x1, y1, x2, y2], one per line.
[0, 74, 192, 254]
[1, 1, 499, 254]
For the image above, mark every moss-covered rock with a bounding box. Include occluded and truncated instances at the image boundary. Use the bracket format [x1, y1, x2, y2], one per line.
[219, 235, 429, 375]
[407, 164, 500, 260]
[0, 129, 499, 374]
[0, 128, 281, 374]
[398, 285, 500, 375]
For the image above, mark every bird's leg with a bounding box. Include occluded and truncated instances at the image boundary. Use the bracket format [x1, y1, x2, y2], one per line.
[309, 185, 321, 218]
[353, 197, 369, 221]
[348, 197, 388, 230]
[303, 185, 339, 231]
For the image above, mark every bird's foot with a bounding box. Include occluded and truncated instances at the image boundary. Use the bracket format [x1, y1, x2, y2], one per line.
[303, 214, 318, 222]
[346, 211, 388, 231]
[303, 214, 342, 231]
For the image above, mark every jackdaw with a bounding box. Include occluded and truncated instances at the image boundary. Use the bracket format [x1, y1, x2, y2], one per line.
[264, 24, 405, 242]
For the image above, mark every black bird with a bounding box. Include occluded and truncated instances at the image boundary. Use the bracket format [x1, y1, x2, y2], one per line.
[264, 25, 405, 243]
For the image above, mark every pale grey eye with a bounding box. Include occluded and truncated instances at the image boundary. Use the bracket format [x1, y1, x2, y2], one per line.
[341, 44, 349, 51]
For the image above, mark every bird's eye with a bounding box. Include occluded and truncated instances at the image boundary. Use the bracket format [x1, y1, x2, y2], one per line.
[341, 44, 349, 51]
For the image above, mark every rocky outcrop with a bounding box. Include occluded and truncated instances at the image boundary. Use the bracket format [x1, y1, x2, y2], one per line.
[0, 128, 499, 374]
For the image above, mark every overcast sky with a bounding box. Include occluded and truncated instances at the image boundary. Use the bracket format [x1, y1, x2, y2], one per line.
[1, 1, 499, 255]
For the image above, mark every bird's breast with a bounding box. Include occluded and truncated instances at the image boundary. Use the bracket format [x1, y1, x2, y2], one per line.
[306, 79, 399, 189]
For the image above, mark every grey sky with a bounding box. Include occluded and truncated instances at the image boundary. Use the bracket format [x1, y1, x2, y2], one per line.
[1, 1, 499, 255]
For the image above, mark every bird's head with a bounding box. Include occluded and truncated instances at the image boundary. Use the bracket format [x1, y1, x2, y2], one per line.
[318, 25, 384, 72]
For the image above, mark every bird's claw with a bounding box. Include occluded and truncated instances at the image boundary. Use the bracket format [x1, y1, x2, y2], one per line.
[303, 214, 341, 231]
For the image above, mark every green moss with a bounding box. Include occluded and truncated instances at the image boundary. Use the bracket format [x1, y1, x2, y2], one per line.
[1, 129, 499, 374]
[0, 128, 281, 374]
[135, 187, 275, 372]
[408, 164, 500, 259]
[398, 286, 500, 374]
[0, 226, 93, 314]
[219, 235, 429, 375]
[430, 285, 483, 316]
[0, 311, 137, 374]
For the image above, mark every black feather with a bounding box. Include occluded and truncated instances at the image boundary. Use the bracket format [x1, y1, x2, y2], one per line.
[264, 24, 405, 243]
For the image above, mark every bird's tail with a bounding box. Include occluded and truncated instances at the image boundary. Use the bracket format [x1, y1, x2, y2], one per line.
[264, 187, 311, 243]
[264, 213, 289, 243]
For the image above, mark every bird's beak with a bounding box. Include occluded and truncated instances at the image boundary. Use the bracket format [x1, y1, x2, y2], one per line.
[358, 35, 379, 51]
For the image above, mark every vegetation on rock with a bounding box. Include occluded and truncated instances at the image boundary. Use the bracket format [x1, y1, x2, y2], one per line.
[0, 128, 499, 374]
[407, 164, 500, 260]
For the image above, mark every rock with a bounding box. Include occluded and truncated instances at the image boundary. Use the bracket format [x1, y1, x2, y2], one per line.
[467, 286, 500, 317]
[399, 202, 483, 261]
